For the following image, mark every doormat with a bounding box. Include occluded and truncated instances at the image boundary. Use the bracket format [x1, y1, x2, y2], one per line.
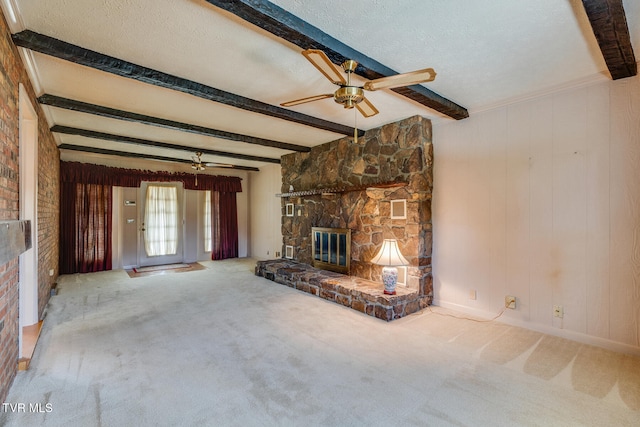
[133, 263, 190, 273]
[127, 263, 206, 278]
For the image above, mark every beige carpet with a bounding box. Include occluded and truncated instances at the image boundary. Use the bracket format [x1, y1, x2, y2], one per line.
[1, 258, 639, 426]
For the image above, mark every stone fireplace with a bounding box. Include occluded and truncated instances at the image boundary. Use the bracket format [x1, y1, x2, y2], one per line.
[257, 115, 433, 319]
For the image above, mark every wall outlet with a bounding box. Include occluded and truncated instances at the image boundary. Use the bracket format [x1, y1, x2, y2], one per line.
[49, 269, 54, 277]
[469, 290, 477, 300]
[553, 305, 563, 318]
[505, 295, 516, 309]
[275, 251, 281, 258]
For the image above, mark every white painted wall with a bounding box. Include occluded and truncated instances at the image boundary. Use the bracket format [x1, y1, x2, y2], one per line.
[248, 164, 283, 260]
[433, 75, 640, 354]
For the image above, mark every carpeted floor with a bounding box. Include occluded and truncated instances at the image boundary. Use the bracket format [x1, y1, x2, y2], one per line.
[2, 258, 639, 426]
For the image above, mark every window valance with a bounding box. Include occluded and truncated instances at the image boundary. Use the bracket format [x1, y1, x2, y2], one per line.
[61, 161, 243, 192]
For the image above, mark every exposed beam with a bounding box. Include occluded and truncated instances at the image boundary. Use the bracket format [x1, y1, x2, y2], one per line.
[206, 0, 469, 120]
[581, 0, 637, 79]
[51, 125, 280, 164]
[58, 144, 260, 172]
[13, 30, 362, 137]
[39, 94, 309, 153]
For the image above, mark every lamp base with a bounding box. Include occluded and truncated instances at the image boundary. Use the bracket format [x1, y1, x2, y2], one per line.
[381, 266, 398, 295]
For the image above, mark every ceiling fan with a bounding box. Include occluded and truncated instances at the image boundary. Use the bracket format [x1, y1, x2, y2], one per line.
[281, 49, 437, 118]
[191, 151, 235, 186]
[191, 152, 234, 170]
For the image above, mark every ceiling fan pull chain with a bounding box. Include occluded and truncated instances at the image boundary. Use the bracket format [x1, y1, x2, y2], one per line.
[354, 107, 358, 144]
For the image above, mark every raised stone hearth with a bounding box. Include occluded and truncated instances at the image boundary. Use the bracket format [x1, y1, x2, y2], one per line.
[256, 259, 430, 321]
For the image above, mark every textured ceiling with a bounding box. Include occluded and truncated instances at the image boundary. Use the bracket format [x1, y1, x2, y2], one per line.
[1, 0, 638, 172]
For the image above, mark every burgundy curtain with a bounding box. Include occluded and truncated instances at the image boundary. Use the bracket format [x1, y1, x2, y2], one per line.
[61, 161, 242, 192]
[211, 191, 238, 260]
[60, 182, 112, 274]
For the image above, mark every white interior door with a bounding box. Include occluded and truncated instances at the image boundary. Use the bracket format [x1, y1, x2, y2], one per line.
[138, 182, 184, 267]
[18, 84, 39, 356]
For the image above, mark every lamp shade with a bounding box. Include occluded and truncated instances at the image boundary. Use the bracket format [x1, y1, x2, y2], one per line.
[370, 239, 409, 266]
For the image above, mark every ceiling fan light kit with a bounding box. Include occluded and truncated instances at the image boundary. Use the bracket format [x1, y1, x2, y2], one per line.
[333, 86, 364, 108]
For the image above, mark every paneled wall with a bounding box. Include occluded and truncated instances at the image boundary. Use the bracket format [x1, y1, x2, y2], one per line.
[433, 75, 640, 353]
[248, 164, 283, 260]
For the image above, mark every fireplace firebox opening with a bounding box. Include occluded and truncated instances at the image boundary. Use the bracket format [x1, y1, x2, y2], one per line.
[312, 227, 351, 274]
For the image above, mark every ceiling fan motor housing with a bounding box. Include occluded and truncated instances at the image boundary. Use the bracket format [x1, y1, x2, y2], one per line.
[334, 86, 364, 108]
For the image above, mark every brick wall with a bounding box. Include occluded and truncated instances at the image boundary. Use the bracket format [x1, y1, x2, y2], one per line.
[0, 11, 60, 402]
[37, 99, 60, 316]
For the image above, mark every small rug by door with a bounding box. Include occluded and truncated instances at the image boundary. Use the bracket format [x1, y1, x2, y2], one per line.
[133, 263, 190, 273]
[127, 263, 206, 278]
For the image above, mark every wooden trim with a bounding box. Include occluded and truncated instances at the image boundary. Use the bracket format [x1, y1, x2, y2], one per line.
[13, 30, 361, 136]
[18, 321, 43, 371]
[581, 0, 637, 79]
[39, 94, 309, 153]
[58, 144, 260, 171]
[52, 125, 280, 164]
[206, 0, 469, 120]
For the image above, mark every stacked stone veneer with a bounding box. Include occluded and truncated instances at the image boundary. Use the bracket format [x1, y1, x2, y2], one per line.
[279, 115, 433, 301]
[0, 12, 60, 402]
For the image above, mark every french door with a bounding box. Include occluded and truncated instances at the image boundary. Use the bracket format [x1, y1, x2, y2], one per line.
[138, 182, 184, 267]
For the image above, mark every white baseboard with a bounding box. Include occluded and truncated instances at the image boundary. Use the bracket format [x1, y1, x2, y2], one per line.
[433, 299, 640, 357]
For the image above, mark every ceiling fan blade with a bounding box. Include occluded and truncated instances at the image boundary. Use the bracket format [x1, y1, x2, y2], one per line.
[363, 68, 436, 91]
[205, 162, 234, 168]
[302, 49, 347, 85]
[356, 97, 379, 118]
[280, 93, 334, 107]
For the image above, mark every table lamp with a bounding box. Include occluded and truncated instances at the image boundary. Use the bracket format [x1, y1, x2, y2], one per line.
[370, 239, 409, 295]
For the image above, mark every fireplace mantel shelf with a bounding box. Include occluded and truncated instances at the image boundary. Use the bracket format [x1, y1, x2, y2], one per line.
[276, 180, 407, 198]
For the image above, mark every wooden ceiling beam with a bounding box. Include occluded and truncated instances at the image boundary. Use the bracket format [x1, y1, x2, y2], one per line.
[581, 0, 637, 79]
[13, 30, 362, 137]
[206, 0, 469, 120]
[58, 144, 260, 172]
[39, 94, 309, 153]
[51, 125, 281, 164]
